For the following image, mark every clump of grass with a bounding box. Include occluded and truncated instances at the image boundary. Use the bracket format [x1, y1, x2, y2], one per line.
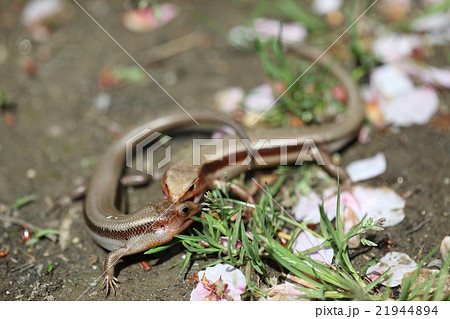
[399, 247, 449, 301]
[146, 177, 391, 300]
[146, 174, 448, 300]
[254, 37, 344, 127]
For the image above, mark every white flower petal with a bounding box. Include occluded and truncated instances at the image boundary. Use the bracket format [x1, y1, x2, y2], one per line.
[400, 62, 450, 88]
[292, 230, 334, 264]
[265, 282, 307, 301]
[352, 185, 405, 227]
[346, 152, 387, 182]
[366, 252, 417, 287]
[214, 87, 245, 113]
[227, 18, 307, 48]
[293, 191, 322, 223]
[122, 3, 179, 33]
[199, 263, 246, 294]
[243, 84, 275, 112]
[21, 0, 64, 27]
[227, 25, 255, 49]
[312, 0, 343, 15]
[253, 18, 308, 44]
[370, 64, 415, 99]
[379, 86, 439, 126]
[372, 34, 423, 63]
[412, 10, 450, 32]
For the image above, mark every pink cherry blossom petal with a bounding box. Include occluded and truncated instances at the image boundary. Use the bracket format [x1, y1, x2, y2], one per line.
[227, 18, 307, 48]
[312, 0, 343, 15]
[253, 18, 308, 45]
[265, 282, 307, 301]
[21, 0, 65, 27]
[293, 187, 337, 223]
[372, 34, 423, 63]
[366, 252, 417, 287]
[412, 10, 450, 33]
[293, 185, 405, 234]
[292, 230, 334, 264]
[20, 0, 66, 42]
[122, 3, 179, 33]
[346, 152, 387, 182]
[379, 86, 439, 127]
[370, 64, 414, 99]
[243, 84, 276, 112]
[190, 264, 246, 301]
[214, 87, 245, 113]
[400, 62, 450, 88]
[351, 185, 405, 227]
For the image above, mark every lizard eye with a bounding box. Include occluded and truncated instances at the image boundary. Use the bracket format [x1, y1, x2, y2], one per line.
[188, 183, 195, 191]
[180, 205, 191, 216]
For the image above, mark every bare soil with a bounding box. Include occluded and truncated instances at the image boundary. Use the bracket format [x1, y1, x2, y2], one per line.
[0, 0, 448, 300]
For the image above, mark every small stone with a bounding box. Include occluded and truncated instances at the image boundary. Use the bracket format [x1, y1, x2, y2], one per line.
[93, 92, 111, 111]
[26, 169, 37, 179]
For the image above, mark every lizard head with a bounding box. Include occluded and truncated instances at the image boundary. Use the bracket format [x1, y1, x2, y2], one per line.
[159, 201, 199, 233]
[162, 167, 204, 203]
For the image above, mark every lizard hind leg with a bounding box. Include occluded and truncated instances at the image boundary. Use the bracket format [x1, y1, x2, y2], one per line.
[102, 247, 129, 296]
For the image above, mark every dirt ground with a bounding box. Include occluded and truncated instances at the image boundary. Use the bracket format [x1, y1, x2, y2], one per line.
[0, 0, 449, 301]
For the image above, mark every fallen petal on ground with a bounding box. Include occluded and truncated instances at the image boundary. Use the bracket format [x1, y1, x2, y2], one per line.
[253, 18, 308, 45]
[243, 84, 276, 112]
[294, 185, 405, 232]
[379, 86, 439, 127]
[312, 0, 343, 15]
[292, 230, 334, 265]
[366, 252, 417, 287]
[264, 282, 307, 301]
[351, 185, 405, 227]
[346, 152, 387, 182]
[227, 18, 307, 48]
[214, 87, 245, 113]
[122, 3, 179, 33]
[372, 33, 423, 63]
[370, 64, 414, 99]
[190, 264, 246, 301]
[400, 62, 450, 88]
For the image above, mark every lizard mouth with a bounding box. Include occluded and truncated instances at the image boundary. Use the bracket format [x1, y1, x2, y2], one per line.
[192, 193, 203, 203]
[174, 218, 194, 233]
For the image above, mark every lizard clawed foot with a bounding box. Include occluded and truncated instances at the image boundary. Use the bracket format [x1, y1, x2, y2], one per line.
[102, 275, 120, 297]
[46, 184, 87, 214]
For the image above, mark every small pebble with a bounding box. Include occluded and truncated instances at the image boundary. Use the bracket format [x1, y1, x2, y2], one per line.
[427, 259, 442, 269]
[26, 168, 37, 179]
[47, 125, 63, 138]
[94, 92, 111, 111]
